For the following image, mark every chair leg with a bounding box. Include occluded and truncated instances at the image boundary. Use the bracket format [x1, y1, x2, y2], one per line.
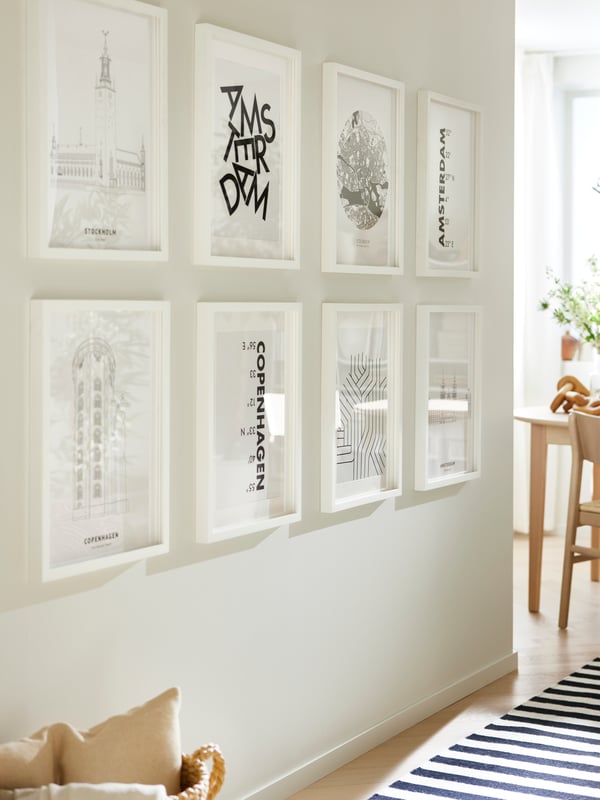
[559, 524, 577, 629]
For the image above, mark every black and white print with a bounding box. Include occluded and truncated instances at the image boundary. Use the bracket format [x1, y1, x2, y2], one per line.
[336, 352, 387, 483]
[335, 72, 396, 267]
[211, 58, 282, 256]
[212, 318, 285, 527]
[337, 110, 388, 231]
[46, 307, 158, 569]
[426, 99, 476, 269]
[322, 304, 402, 512]
[47, 0, 155, 250]
[426, 311, 474, 481]
[335, 312, 389, 488]
[196, 303, 301, 541]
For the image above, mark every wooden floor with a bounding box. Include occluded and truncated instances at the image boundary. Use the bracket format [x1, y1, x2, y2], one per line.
[288, 532, 600, 800]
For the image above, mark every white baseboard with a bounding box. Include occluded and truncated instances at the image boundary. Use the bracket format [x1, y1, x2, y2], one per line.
[244, 650, 518, 800]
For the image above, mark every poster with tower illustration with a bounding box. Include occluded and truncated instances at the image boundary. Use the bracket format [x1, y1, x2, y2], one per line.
[29, 300, 170, 581]
[27, 0, 167, 259]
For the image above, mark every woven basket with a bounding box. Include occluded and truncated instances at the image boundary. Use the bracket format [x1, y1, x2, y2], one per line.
[173, 743, 225, 800]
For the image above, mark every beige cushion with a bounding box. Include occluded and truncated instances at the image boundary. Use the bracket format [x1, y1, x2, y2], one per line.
[59, 688, 181, 794]
[0, 727, 55, 788]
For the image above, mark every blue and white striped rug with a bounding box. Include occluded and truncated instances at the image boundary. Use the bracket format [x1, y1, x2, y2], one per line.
[369, 658, 600, 800]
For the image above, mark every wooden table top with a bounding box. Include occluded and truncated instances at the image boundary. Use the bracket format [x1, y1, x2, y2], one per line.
[514, 405, 569, 427]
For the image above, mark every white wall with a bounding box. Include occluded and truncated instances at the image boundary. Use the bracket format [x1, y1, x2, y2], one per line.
[0, 1, 516, 798]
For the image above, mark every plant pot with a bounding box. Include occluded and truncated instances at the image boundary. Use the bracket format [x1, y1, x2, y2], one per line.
[561, 331, 579, 361]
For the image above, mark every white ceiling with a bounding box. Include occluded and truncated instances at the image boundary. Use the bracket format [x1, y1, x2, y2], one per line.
[516, 0, 600, 52]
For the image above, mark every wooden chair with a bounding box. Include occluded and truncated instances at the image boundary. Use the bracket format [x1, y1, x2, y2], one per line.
[559, 410, 600, 628]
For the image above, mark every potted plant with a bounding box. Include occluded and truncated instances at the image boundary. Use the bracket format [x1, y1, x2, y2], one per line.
[539, 255, 600, 361]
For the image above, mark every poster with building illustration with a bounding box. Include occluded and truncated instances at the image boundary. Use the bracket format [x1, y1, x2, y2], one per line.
[416, 91, 481, 276]
[30, 300, 169, 580]
[194, 25, 300, 267]
[321, 64, 404, 274]
[196, 303, 301, 541]
[321, 305, 402, 512]
[28, 0, 167, 258]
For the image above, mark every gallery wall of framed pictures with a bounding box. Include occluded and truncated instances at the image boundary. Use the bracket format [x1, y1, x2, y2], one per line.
[23, 0, 485, 579]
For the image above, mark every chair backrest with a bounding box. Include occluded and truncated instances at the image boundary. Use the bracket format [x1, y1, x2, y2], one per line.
[569, 410, 600, 467]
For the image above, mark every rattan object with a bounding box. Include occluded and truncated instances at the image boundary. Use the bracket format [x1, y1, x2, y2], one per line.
[174, 743, 225, 800]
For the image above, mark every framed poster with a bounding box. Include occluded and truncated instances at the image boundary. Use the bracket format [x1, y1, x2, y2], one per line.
[414, 306, 481, 490]
[322, 63, 404, 274]
[26, 0, 168, 260]
[194, 25, 301, 268]
[196, 303, 301, 541]
[416, 91, 481, 277]
[29, 300, 170, 581]
[321, 304, 403, 512]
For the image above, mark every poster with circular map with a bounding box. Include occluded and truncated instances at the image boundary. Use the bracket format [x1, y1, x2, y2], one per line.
[337, 110, 389, 232]
[323, 65, 405, 273]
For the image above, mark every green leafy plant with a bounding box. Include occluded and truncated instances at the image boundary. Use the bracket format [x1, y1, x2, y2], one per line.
[539, 256, 600, 350]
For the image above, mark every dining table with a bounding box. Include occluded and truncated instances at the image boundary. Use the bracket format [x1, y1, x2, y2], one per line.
[514, 405, 600, 612]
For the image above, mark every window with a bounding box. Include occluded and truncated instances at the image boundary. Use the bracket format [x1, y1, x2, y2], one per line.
[565, 91, 600, 280]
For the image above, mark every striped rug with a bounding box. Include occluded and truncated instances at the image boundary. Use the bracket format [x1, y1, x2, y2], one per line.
[369, 658, 600, 800]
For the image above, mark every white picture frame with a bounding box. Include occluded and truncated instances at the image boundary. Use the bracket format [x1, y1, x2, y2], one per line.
[322, 63, 405, 275]
[196, 302, 301, 541]
[29, 299, 170, 581]
[194, 24, 301, 269]
[416, 91, 481, 277]
[26, 0, 168, 261]
[414, 305, 481, 490]
[321, 303, 403, 512]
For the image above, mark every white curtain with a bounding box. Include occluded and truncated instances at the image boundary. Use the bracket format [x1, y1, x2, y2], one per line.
[513, 52, 564, 533]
